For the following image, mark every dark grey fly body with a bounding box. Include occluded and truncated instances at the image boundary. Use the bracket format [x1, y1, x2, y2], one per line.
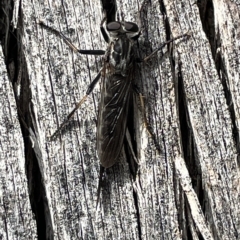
[97, 21, 140, 168]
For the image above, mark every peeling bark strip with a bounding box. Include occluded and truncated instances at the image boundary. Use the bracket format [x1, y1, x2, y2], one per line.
[175, 156, 213, 240]
[0, 0, 239, 240]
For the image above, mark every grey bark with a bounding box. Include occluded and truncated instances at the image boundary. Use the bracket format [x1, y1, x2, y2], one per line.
[0, 0, 239, 239]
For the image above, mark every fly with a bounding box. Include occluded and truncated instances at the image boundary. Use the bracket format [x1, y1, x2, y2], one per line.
[40, 14, 190, 206]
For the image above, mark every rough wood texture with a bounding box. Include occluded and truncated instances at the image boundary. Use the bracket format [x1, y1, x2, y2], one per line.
[0, 0, 239, 239]
[0, 46, 37, 238]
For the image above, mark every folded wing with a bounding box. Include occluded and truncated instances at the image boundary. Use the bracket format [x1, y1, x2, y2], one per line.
[97, 72, 132, 168]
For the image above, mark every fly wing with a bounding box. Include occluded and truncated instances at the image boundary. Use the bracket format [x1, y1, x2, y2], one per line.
[97, 72, 132, 168]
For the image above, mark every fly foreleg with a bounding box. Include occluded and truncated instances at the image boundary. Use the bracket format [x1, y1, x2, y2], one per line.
[39, 21, 105, 55]
[50, 70, 102, 140]
[100, 15, 110, 43]
[136, 32, 191, 63]
[144, 33, 191, 61]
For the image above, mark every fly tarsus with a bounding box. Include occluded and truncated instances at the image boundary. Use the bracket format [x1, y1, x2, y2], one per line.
[49, 95, 88, 140]
[96, 166, 105, 210]
[138, 92, 161, 154]
[49, 69, 103, 140]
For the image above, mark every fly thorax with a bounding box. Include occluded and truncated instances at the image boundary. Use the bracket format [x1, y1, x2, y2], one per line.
[109, 37, 133, 76]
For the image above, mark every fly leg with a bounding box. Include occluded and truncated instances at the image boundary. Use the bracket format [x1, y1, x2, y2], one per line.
[143, 33, 191, 61]
[50, 70, 102, 140]
[39, 21, 105, 55]
[134, 34, 191, 153]
[100, 11, 110, 43]
[100, 18, 109, 43]
[39, 21, 106, 139]
[96, 165, 105, 210]
[135, 32, 191, 64]
[133, 85, 161, 153]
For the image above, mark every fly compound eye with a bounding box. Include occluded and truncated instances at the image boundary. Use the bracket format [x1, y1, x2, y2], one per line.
[124, 22, 139, 32]
[107, 21, 121, 32]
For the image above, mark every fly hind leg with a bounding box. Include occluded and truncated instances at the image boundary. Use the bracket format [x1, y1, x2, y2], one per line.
[50, 69, 102, 140]
[133, 85, 161, 154]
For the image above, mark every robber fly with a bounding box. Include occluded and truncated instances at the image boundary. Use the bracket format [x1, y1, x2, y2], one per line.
[41, 18, 189, 165]
[40, 14, 189, 205]
[40, 11, 189, 205]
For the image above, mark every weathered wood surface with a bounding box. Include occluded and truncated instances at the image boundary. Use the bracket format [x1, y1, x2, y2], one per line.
[0, 0, 239, 239]
[0, 46, 37, 238]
